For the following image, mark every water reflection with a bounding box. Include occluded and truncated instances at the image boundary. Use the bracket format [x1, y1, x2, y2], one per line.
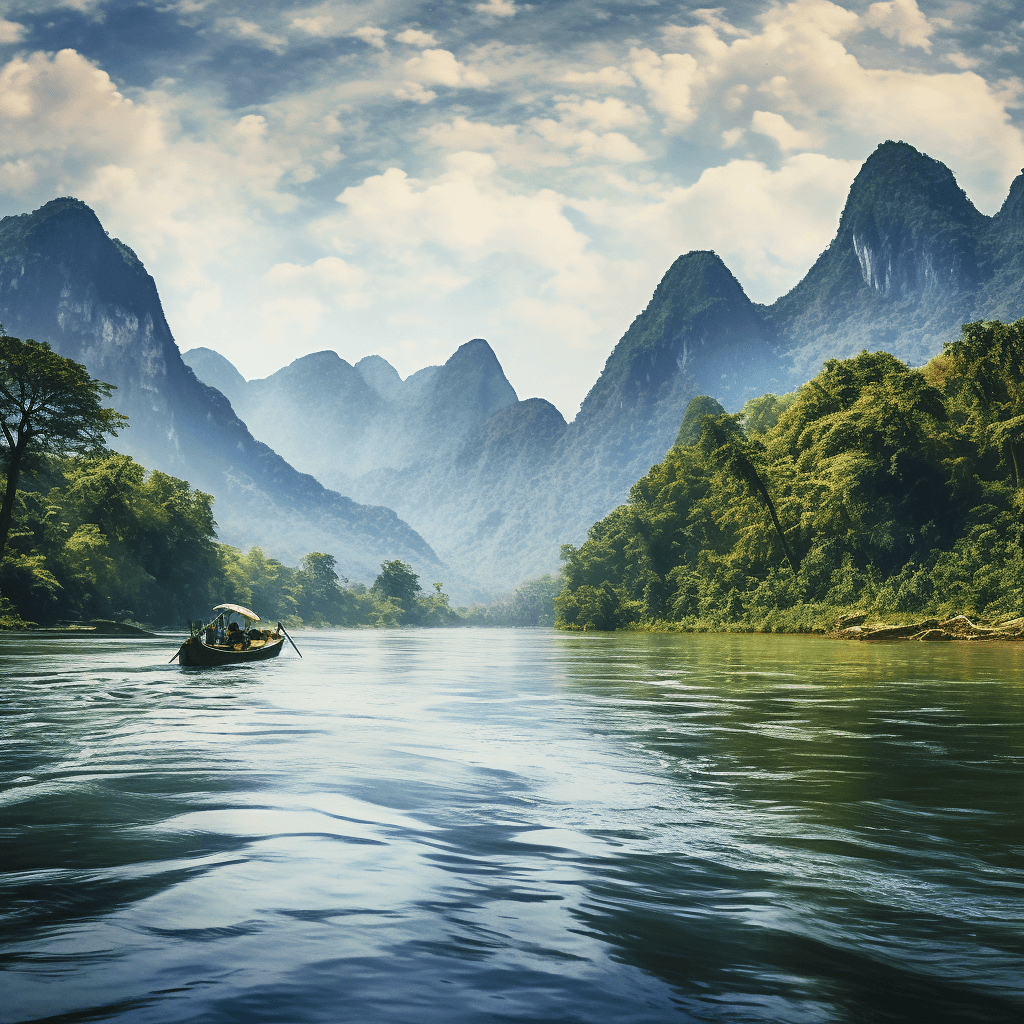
[1, 630, 1022, 1022]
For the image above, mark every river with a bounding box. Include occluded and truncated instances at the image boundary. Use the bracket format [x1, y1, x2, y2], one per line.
[1, 629, 1022, 1023]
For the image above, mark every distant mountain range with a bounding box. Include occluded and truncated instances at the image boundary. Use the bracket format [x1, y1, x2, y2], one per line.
[185, 142, 1024, 592]
[0, 198, 439, 583]
[4, 141, 1022, 599]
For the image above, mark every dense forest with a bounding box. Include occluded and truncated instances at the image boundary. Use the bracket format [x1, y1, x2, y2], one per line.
[556, 320, 1024, 632]
[0, 452, 537, 629]
[0, 449, 554, 630]
[0, 450, 558, 630]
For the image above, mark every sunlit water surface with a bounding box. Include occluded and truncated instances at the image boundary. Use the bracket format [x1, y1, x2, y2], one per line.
[1, 629, 1022, 1023]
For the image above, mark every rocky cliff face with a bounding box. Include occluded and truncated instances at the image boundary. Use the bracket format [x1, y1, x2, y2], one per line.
[0, 198, 438, 581]
[767, 141, 1023, 375]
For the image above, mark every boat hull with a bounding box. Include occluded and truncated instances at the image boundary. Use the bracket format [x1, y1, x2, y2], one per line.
[176, 635, 285, 667]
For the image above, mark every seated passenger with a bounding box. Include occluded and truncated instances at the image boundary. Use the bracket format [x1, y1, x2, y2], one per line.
[226, 621, 243, 648]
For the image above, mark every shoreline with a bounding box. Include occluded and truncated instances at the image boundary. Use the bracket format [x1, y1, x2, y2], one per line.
[609, 613, 1024, 642]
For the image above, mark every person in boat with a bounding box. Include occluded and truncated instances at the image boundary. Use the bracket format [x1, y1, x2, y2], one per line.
[226, 621, 244, 649]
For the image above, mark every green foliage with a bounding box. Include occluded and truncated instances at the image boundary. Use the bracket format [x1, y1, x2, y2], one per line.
[372, 559, 421, 608]
[2, 453, 223, 625]
[369, 560, 458, 625]
[557, 323, 1024, 632]
[675, 396, 726, 446]
[0, 332, 128, 561]
[741, 392, 796, 435]
[463, 574, 562, 626]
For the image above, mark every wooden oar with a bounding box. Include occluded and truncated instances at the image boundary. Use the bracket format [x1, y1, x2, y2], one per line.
[279, 623, 302, 658]
[168, 647, 180, 663]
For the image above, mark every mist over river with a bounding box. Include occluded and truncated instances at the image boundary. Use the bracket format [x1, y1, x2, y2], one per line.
[1, 629, 1022, 1023]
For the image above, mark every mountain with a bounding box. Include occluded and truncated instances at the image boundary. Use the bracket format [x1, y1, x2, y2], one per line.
[184, 142, 1024, 597]
[184, 257, 779, 590]
[767, 140, 1024, 376]
[184, 338, 519, 493]
[0, 198, 438, 582]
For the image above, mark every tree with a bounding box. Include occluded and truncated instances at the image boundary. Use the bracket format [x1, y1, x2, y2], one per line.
[371, 559, 422, 620]
[698, 413, 801, 573]
[944, 319, 1024, 487]
[294, 552, 343, 621]
[0, 332, 127, 561]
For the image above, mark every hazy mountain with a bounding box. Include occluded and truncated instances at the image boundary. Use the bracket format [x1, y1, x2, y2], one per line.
[0, 198, 439, 583]
[13, 141, 1022, 599]
[183, 337, 520, 493]
[186, 255, 779, 589]
[185, 141, 1024, 595]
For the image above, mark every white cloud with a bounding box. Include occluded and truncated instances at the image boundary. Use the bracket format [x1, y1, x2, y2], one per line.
[214, 17, 287, 53]
[865, 0, 934, 52]
[395, 29, 438, 47]
[0, 47, 336, 305]
[476, 0, 516, 17]
[554, 97, 648, 131]
[421, 116, 570, 169]
[750, 110, 816, 151]
[290, 14, 334, 36]
[945, 52, 979, 70]
[403, 49, 489, 89]
[629, 49, 701, 127]
[630, 0, 1024, 208]
[0, 19, 27, 43]
[394, 80, 437, 104]
[266, 255, 365, 289]
[288, 1, 394, 40]
[530, 119, 648, 162]
[263, 256, 368, 314]
[595, 153, 863, 300]
[560, 66, 635, 89]
[350, 25, 387, 49]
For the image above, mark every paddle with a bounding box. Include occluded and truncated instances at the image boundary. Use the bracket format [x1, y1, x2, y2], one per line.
[168, 648, 180, 663]
[278, 622, 303, 658]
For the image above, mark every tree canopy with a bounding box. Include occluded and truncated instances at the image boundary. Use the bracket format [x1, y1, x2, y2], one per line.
[0, 331, 127, 560]
[556, 321, 1024, 632]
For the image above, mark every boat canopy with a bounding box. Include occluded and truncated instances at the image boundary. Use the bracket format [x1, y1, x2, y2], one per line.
[213, 603, 260, 622]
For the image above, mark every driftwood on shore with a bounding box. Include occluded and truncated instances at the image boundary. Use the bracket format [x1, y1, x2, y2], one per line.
[833, 614, 1024, 642]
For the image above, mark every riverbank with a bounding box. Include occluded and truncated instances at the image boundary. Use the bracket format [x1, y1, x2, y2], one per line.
[615, 608, 1024, 641]
[830, 613, 1024, 642]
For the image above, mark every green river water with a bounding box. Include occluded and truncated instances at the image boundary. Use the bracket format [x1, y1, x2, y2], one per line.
[0, 628, 1021, 1023]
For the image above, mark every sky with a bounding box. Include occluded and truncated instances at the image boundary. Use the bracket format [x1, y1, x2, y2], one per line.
[1, 1, 1023, 418]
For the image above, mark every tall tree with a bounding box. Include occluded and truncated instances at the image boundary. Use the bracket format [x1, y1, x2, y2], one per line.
[371, 559, 422, 619]
[944, 319, 1024, 488]
[0, 331, 127, 561]
[698, 413, 801, 574]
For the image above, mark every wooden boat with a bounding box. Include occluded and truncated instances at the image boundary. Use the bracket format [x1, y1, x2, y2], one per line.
[173, 603, 298, 667]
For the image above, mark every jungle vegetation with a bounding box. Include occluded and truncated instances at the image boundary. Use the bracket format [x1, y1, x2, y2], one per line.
[0, 450, 462, 630]
[0, 329, 127, 562]
[556, 320, 1024, 632]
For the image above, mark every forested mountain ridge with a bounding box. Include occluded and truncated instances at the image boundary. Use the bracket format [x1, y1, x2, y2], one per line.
[187, 141, 1024, 595]
[556, 319, 1024, 632]
[8, 139, 1022, 600]
[0, 198, 438, 582]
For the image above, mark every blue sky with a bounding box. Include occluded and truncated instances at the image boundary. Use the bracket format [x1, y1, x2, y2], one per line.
[1, 0, 1022, 416]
